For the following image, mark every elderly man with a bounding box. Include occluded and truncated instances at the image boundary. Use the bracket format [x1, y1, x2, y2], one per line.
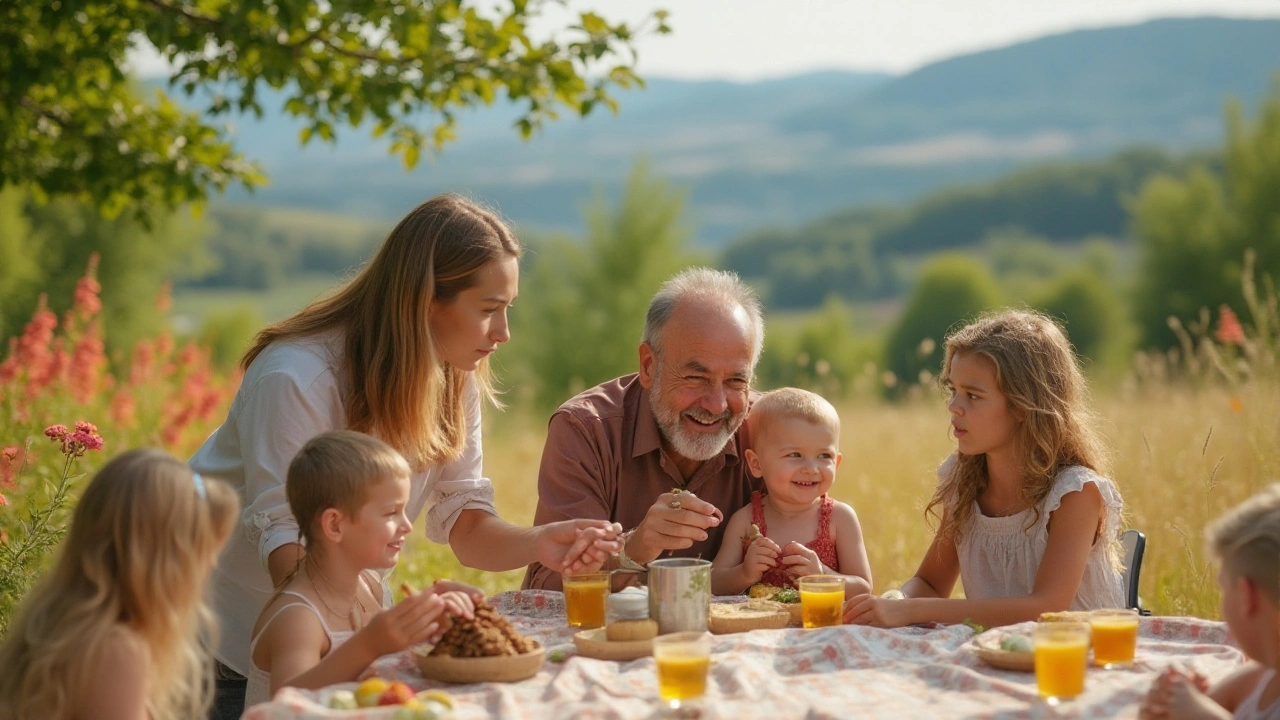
[524, 267, 766, 590]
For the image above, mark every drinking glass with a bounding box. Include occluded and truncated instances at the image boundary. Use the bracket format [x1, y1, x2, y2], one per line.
[798, 575, 845, 628]
[652, 631, 712, 709]
[1034, 621, 1090, 704]
[563, 572, 610, 629]
[1089, 608, 1140, 668]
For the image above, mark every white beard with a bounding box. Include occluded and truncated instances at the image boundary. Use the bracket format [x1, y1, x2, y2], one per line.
[649, 372, 744, 462]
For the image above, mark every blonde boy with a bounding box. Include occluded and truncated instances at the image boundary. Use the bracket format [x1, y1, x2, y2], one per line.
[1141, 485, 1280, 720]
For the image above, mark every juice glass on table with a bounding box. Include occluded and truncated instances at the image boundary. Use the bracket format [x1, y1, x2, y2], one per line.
[653, 631, 712, 709]
[798, 575, 845, 629]
[563, 571, 610, 629]
[1089, 608, 1139, 668]
[1034, 621, 1090, 705]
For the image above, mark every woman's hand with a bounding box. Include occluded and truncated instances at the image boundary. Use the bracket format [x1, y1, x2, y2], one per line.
[842, 593, 910, 628]
[779, 541, 822, 578]
[360, 592, 447, 657]
[538, 519, 624, 575]
[742, 536, 781, 583]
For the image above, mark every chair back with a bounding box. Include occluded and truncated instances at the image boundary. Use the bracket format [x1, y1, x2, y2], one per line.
[1120, 529, 1146, 612]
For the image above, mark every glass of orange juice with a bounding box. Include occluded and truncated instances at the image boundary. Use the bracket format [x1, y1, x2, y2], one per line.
[1034, 621, 1090, 704]
[653, 631, 712, 709]
[798, 575, 845, 628]
[1089, 609, 1140, 668]
[563, 572, 610, 628]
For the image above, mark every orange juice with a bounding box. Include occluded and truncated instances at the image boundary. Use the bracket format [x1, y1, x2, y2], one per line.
[563, 574, 609, 628]
[1034, 628, 1089, 702]
[656, 655, 711, 701]
[1090, 615, 1139, 667]
[800, 589, 844, 628]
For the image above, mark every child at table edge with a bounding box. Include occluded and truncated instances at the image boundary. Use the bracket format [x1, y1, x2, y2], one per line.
[244, 431, 484, 708]
[1140, 485, 1280, 720]
[0, 448, 239, 720]
[710, 387, 873, 597]
[843, 309, 1125, 629]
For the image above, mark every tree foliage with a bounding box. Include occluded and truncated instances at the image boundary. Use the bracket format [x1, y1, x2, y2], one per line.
[883, 255, 1003, 392]
[506, 162, 697, 412]
[1132, 79, 1280, 348]
[1, 0, 668, 221]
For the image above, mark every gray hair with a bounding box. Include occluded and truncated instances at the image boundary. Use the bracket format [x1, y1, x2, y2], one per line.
[641, 267, 765, 365]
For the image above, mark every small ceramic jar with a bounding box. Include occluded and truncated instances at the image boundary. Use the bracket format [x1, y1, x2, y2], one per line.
[605, 588, 658, 641]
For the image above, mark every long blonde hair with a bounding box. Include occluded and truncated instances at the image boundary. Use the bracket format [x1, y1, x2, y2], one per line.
[927, 309, 1111, 543]
[0, 449, 238, 720]
[241, 194, 521, 469]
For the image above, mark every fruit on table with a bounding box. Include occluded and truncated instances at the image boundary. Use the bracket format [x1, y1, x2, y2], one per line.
[394, 697, 455, 720]
[355, 677, 391, 707]
[328, 690, 358, 710]
[378, 681, 416, 706]
[1000, 634, 1033, 653]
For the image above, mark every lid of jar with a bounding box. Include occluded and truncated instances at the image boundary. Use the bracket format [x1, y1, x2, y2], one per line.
[607, 588, 650, 619]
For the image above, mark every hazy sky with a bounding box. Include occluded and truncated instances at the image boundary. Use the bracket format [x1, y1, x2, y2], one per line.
[128, 0, 1280, 81]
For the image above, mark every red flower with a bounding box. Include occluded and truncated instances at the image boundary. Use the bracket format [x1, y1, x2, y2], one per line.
[44, 425, 69, 441]
[1216, 305, 1246, 345]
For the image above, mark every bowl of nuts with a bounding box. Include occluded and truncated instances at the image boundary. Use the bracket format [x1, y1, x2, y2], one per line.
[413, 603, 545, 684]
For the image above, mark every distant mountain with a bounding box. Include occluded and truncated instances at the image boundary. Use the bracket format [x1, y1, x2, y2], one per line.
[206, 16, 1280, 244]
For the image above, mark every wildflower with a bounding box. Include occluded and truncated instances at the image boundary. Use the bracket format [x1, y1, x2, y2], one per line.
[43, 425, 69, 441]
[1216, 305, 1246, 345]
[1, 446, 20, 488]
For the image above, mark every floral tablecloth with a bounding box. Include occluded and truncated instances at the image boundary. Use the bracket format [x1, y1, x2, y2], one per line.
[242, 591, 1245, 720]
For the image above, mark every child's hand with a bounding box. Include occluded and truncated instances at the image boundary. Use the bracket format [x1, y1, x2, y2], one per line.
[742, 536, 781, 582]
[842, 593, 909, 628]
[1139, 668, 1224, 720]
[778, 541, 823, 578]
[360, 592, 447, 657]
[435, 591, 476, 621]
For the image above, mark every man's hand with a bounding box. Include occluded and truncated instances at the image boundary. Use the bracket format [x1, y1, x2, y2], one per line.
[627, 491, 724, 565]
[536, 519, 624, 576]
[779, 541, 822, 578]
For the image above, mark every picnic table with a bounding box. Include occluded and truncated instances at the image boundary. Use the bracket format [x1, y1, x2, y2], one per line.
[242, 590, 1245, 720]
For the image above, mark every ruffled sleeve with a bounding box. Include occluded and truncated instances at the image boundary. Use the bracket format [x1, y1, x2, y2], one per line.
[1045, 466, 1124, 545]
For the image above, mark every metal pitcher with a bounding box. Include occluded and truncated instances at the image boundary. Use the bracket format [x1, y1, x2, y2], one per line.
[647, 558, 711, 634]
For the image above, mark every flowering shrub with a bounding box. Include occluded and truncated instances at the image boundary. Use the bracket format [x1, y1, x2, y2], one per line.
[0, 255, 238, 634]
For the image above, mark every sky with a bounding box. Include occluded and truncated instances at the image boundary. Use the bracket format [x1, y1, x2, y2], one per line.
[127, 0, 1280, 81]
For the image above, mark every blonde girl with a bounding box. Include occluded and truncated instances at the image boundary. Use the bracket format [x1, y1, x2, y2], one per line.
[245, 431, 480, 707]
[844, 309, 1124, 628]
[191, 194, 621, 718]
[0, 448, 238, 720]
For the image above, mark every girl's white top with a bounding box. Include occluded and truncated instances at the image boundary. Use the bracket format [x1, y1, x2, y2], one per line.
[1236, 670, 1280, 720]
[191, 331, 497, 675]
[243, 590, 358, 708]
[947, 458, 1126, 610]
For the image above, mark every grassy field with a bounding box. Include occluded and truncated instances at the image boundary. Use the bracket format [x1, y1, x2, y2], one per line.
[392, 377, 1280, 621]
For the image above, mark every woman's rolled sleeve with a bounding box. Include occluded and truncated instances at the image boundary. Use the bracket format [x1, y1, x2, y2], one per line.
[421, 381, 496, 544]
[236, 369, 342, 569]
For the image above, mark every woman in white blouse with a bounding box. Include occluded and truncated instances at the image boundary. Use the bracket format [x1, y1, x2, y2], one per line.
[193, 195, 622, 719]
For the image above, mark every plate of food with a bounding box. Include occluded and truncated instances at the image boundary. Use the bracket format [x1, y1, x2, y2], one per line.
[747, 583, 802, 625]
[413, 604, 545, 684]
[709, 599, 792, 634]
[573, 627, 654, 661]
[973, 631, 1035, 672]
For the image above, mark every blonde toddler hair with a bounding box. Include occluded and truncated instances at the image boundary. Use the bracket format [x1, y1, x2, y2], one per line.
[0, 449, 238, 720]
[1209, 484, 1280, 603]
[748, 387, 841, 444]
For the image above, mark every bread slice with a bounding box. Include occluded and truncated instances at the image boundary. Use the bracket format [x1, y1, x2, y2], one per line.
[709, 600, 792, 634]
[1038, 611, 1091, 624]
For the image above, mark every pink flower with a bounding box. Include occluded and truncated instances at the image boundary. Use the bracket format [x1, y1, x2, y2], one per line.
[1216, 305, 1246, 345]
[44, 425, 69, 441]
[0, 491, 7, 507]
[74, 421, 98, 435]
[1, 447, 16, 463]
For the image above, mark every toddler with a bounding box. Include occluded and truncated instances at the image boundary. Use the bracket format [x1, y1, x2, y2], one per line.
[712, 387, 873, 596]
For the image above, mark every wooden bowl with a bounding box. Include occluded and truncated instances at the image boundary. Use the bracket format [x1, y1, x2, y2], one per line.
[573, 628, 653, 661]
[413, 642, 545, 684]
[973, 634, 1035, 672]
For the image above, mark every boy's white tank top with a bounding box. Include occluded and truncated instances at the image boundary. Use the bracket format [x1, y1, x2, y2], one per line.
[243, 591, 357, 708]
[1236, 670, 1280, 720]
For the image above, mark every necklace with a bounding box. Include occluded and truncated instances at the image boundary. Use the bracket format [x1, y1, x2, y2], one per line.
[305, 564, 360, 630]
